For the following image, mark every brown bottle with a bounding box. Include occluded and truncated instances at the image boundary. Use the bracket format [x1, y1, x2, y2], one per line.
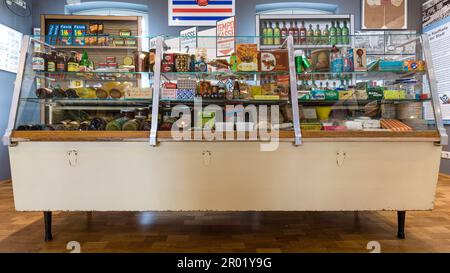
[288, 21, 295, 40]
[299, 21, 307, 45]
[47, 51, 57, 72]
[280, 21, 288, 44]
[56, 51, 67, 72]
[293, 22, 299, 45]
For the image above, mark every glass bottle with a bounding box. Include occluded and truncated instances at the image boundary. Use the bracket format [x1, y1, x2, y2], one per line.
[329, 21, 337, 45]
[78, 50, 90, 72]
[262, 22, 268, 45]
[281, 21, 288, 44]
[299, 21, 307, 45]
[274, 22, 281, 45]
[307, 24, 314, 45]
[342, 21, 350, 45]
[56, 51, 66, 72]
[314, 24, 322, 45]
[267, 22, 274, 45]
[47, 51, 57, 72]
[293, 21, 299, 45]
[322, 24, 330, 45]
[336, 21, 343, 45]
[67, 51, 79, 72]
[233, 80, 240, 99]
[288, 21, 295, 40]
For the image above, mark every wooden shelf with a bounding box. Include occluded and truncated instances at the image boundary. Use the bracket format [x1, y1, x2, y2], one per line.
[11, 130, 440, 143]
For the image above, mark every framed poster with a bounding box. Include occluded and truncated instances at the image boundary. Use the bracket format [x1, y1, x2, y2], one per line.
[362, 0, 408, 30]
[168, 0, 235, 27]
[216, 16, 235, 57]
[422, 0, 450, 121]
[0, 24, 23, 74]
[180, 27, 198, 54]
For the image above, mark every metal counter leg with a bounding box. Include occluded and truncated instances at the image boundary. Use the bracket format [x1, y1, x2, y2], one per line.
[44, 211, 53, 242]
[397, 211, 406, 239]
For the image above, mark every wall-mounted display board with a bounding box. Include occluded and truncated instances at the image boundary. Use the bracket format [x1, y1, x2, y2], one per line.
[168, 0, 235, 27]
[216, 16, 235, 57]
[362, 0, 408, 30]
[423, 0, 450, 121]
[0, 24, 23, 74]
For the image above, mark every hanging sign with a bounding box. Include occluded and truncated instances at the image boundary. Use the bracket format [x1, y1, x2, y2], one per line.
[169, 0, 235, 27]
[216, 16, 235, 57]
[180, 27, 198, 54]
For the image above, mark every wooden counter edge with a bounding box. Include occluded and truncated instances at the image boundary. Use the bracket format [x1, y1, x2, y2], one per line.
[10, 130, 441, 142]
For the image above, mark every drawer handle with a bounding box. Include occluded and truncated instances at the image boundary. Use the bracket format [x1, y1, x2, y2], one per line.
[67, 150, 78, 167]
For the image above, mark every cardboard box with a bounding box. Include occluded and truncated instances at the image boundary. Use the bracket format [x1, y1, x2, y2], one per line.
[176, 89, 196, 100]
[349, 48, 367, 72]
[161, 88, 177, 99]
[259, 50, 289, 72]
[236, 44, 258, 72]
[125, 87, 152, 99]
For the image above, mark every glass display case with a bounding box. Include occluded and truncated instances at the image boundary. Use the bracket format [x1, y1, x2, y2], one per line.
[3, 32, 447, 146]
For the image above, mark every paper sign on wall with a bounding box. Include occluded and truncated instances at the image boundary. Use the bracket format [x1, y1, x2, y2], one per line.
[180, 27, 198, 54]
[423, 0, 450, 121]
[0, 24, 23, 74]
[216, 16, 235, 57]
[168, 0, 235, 27]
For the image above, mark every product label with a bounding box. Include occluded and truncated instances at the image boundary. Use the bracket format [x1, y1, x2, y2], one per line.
[32, 57, 45, 71]
[57, 63, 65, 71]
[67, 62, 79, 72]
[47, 62, 56, 72]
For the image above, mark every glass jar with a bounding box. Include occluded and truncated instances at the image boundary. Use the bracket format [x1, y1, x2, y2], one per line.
[134, 51, 149, 72]
[32, 51, 46, 71]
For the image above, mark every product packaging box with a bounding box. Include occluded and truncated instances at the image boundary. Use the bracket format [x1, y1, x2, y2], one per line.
[176, 89, 196, 100]
[258, 50, 289, 72]
[311, 90, 325, 100]
[339, 90, 355, 100]
[349, 48, 367, 72]
[367, 87, 385, 100]
[311, 49, 330, 72]
[125, 87, 152, 99]
[161, 88, 177, 99]
[59, 24, 73, 45]
[324, 90, 339, 101]
[298, 91, 312, 101]
[236, 44, 258, 72]
[73, 25, 86, 46]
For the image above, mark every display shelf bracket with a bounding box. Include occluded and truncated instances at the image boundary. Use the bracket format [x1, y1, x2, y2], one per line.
[422, 34, 449, 146]
[149, 36, 164, 146]
[287, 35, 302, 146]
[3, 35, 30, 146]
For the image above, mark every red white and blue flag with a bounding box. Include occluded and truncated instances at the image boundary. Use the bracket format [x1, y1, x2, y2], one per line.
[168, 0, 235, 26]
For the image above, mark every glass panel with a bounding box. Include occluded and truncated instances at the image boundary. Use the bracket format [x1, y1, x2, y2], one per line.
[14, 36, 154, 132]
[157, 36, 295, 141]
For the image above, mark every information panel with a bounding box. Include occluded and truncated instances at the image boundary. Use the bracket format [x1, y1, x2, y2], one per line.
[423, 0, 450, 121]
[0, 24, 23, 74]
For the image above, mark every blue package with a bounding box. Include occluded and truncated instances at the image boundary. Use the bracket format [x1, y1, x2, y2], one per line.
[59, 24, 73, 45]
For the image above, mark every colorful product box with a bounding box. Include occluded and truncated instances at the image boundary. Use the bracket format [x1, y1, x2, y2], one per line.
[236, 44, 258, 72]
[379, 60, 404, 72]
[258, 50, 289, 72]
[367, 88, 385, 100]
[324, 90, 339, 101]
[311, 90, 326, 100]
[161, 88, 177, 99]
[73, 25, 86, 46]
[339, 90, 355, 100]
[59, 24, 73, 45]
[349, 48, 367, 72]
[176, 89, 196, 100]
[298, 91, 312, 101]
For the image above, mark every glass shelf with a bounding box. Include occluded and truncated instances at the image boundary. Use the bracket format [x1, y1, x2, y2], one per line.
[20, 97, 152, 107]
[34, 71, 153, 81]
[298, 98, 432, 106]
[160, 98, 290, 105]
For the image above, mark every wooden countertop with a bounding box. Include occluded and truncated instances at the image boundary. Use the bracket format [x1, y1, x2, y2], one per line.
[10, 130, 441, 142]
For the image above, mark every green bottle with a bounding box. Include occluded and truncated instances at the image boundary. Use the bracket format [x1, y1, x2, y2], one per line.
[342, 21, 350, 45]
[306, 24, 314, 45]
[336, 21, 343, 45]
[329, 21, 337, 45]
[262, 22, 268, 45]
[274, 22, 281, 45]
[79, 50, 90, 72]
[267, 22, 274, 45]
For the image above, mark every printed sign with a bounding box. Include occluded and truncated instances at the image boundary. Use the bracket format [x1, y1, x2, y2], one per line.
[216, 16, 235, 57]
[423, 0, 450, 121]
[0, 24, 23, 74]
[180, 27, 198, 54]
[169, 0, 235, 27]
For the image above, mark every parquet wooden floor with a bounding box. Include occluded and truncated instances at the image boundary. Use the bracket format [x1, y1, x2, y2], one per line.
[0, 176, 449, 253]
